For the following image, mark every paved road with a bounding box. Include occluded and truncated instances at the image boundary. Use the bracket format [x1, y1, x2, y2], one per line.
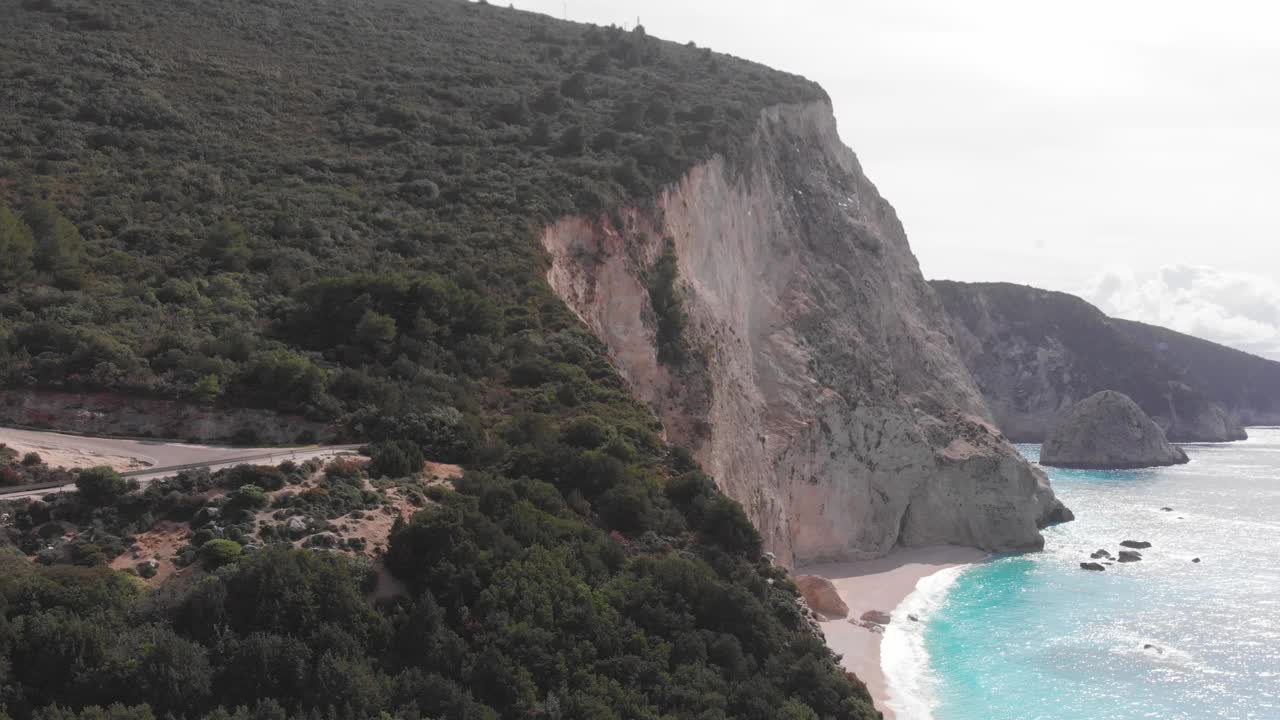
[0, 426, 360, 499]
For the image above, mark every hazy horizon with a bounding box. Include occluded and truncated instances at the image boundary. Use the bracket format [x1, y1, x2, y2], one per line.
[502, 0, 1280, 361]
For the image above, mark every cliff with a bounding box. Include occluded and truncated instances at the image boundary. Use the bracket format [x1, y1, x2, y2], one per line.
[1041, 390, 1190, 469]
[1115, 319, 1280, 427]
[932, 281, 1247, 443]
[543, 103, 1068, 566]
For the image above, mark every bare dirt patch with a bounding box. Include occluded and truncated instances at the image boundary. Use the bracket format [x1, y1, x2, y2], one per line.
[0, 436, 152, 472]
[109, 521, 191, 584]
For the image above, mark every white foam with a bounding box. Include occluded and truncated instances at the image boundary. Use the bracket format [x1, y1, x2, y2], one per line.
[881, 565, 970, 720]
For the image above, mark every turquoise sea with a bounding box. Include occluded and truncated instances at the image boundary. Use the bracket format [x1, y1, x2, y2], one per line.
[884, 427, 1280, 720]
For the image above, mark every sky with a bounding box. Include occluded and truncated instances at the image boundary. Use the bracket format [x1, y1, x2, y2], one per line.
[503, 0, 1280, 360]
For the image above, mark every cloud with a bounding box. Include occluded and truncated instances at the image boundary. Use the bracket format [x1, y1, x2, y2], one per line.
[1084, 265, 1280, 361]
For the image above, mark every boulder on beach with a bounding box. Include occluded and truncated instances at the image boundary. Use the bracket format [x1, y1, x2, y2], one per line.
[860, 609, 892, 625]
[1121, 540, 1152, 549]
[1080, 562, 1106, 571]
[793, 575, 849, 619]
[1117, 550, 1142, 562]
[1040, 391, 1191, 469]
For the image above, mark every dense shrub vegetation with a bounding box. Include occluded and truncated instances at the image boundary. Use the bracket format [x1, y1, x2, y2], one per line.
[0, 0, 823, 426]
[0, 0, 875, 718]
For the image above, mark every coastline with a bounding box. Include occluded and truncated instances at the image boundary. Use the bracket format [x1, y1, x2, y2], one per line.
[800, 545, 987, 720]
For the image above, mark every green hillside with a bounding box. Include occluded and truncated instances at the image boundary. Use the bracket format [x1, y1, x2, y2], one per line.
[0, 0, 879, 718]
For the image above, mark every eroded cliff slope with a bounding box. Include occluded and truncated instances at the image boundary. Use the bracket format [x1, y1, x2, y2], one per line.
[1116, 319, 1280, 427]
[543, 102, 1067, 566]
[933, 281, 1247, 443]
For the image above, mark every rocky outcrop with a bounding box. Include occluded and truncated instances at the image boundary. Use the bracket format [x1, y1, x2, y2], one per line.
[932, 281, 1248, 443]
[0, 390, 335, 445]
[794, 575, 849, 619]
[860, 610, 892, 625]
[1041, 391, 1190, 469]
[542, 102, 1068, 566]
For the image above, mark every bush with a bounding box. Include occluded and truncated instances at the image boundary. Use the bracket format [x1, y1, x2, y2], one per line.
[227, 484, 269, 511]
[76, 466, 131, 505]
[222, 465, 286, 491]
[22, 451, 43, 466]
[368, 440, 424, 479]
[199, 539, 243, 569]
[560, 415, 614, 449]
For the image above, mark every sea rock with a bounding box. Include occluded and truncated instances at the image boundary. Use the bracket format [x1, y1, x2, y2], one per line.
[1040, 391, 1191, 470]
[1143, 644, 1164, 654]
[1192, 557, 1201, 563]
[1090, 549, 1112, 559]
[1160, 507, 1174, 512]
[860, 610, 892, 625]
[793, 575, 849, 619]
[541, 102, 1069, 566]
[1117, 550, 1142, 562]
[908, 614, 920, 622]
[1080, 562, 1106, 571]
[1120, 540, 1152, 549]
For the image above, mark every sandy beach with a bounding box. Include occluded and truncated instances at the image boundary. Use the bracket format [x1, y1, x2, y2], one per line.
[799, 545, 987, 719]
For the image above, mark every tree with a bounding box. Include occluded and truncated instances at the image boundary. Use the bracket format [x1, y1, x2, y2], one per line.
[23, 201, 83, 275]
[354, 309, 397, 355]
[76, 466, 131, 505]
[192, 373, 223, 403]
[368, 440, 424, 479]
[199, 539, 243, 569]
[227, 484, 269, 511]
[0, 204, 35, 288]
[201, 219, 251, 271]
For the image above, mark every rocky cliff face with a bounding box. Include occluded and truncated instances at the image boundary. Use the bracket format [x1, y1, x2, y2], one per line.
[1115, 319, 1280, 427]
[1041, 390, 1190, 469]
[542, 102, 1068, 567]
[933, 281, 1247, 443]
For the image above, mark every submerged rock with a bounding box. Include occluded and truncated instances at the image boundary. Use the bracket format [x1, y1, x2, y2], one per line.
[793, 575, 849, 619]
[1040, 391, 1191, 470]
[1080, 562, 1106, 571]
[1117, 550, 1143, 562]
[1121, 540, 1152, 549]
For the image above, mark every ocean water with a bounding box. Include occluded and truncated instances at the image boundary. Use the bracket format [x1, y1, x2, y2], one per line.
[885, 428, 1280, 720]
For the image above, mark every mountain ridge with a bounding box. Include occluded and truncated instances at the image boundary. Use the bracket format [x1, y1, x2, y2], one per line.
[932, 279, 1272, 441]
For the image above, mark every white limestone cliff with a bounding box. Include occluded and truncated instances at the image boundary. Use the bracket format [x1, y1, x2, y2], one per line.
[541, 102, 1069, 567]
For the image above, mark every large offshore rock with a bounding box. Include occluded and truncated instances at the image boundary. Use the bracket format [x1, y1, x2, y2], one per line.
[1041, 391, 1190, 469]
[542, 102, 1068, 566]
